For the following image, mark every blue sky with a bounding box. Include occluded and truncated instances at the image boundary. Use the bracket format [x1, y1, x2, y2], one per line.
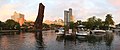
[0, 0, 120, 24]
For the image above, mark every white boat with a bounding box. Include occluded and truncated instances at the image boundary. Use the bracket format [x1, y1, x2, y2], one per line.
[56, 32, 64, 35]
[106, 30, 113, 33]
[76, 27, 89, 36]
[65, 33, 71, 36]
[76, 31, 89, 36]
[56, 28, 64, 35]
[91, 30, 106, 36]
[91, 30, 106, 33]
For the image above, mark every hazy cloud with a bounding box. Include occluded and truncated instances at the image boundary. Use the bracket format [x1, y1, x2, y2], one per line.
[0, 0, 120, 24]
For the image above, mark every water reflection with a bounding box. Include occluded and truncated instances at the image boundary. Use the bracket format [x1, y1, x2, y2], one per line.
[56, 35, 64, 42]
[75, 33, 114, 50]
[104, 33, 114, 46]
[0, 36, 9, 50]
[55, 32, 114, 50]
[85, 33, 114, 46]
[0, 30, 119, 50]
[35, 31, 45, 50]
[76, 36, 88, 43]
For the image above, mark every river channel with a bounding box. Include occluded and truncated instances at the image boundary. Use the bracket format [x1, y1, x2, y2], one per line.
[0, 30, 120, 50]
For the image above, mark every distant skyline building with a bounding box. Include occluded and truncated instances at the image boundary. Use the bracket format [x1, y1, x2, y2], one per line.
[11, 11, 25, 26]
[69, 8, 74, 22]
[54, 19, 64, 26]
[64, 10, 69, 26]
[43, 19, 64, 26]
[64, 8, 74, 26]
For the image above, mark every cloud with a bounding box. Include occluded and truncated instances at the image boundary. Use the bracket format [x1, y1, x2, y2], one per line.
[108, 0, 120, 7]
[0, 4, 17, 21]
[106, 0, 120, 24]
[0, 0, 41, 21]
[0, 0, 120, 24]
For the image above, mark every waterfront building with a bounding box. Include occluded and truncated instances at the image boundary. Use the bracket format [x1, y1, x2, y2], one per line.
[11, 11, 25, 26]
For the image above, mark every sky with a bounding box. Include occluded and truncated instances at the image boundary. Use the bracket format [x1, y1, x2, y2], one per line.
[0, 0, 120, 24]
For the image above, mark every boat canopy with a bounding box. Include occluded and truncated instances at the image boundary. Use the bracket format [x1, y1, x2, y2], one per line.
[77, 25, 85, 28]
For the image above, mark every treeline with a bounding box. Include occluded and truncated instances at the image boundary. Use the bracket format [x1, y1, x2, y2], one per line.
[43, 23, 63, 30]
[0, 19, 20, 30]
[0, 14, 115, 30]
[0, 19, 63, 30]
[75, 14, 115, 30]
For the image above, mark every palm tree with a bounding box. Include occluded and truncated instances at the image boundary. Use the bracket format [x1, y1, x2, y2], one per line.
[105, 14, 114, 25]
[105, 14, 114, 29]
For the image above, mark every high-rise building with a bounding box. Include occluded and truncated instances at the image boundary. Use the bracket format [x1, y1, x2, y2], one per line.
[64, 8, 74, 26]
[64, 8, 74, 33]
[11, 11, 25, 26]
[69, 8, 74, 22]
[64, 10, 69, 26]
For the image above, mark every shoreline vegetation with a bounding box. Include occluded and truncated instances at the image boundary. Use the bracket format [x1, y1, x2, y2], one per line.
[0, 14, 115, 34]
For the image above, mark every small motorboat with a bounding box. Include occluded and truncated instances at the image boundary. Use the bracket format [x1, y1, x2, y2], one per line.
[90, 30, 106, 36]
[56, 30, 64, 35]
[76, 31, 89, 36]
[56, 28, 64, 35]
[105, 30, 113, 33]
[76, 25, 90, 36]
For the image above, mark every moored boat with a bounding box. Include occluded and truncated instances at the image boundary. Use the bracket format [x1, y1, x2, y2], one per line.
[76, 31, 89, 36]
[90, 30, 106, 36]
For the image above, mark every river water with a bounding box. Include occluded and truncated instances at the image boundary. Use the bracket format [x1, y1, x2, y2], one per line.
[0, 30, 120, 50]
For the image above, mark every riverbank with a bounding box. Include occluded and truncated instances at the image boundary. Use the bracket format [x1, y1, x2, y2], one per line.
[0, 30, 19, 33]
[0, 29, 51, 33]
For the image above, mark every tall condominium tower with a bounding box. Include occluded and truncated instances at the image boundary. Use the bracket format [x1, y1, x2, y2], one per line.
[64, 8, 74, 25]
[69, 8, 74, 22]
[64, 10, 69, 26]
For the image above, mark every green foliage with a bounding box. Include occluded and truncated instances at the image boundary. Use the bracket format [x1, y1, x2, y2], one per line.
[0, 21, 5, 30]
[105, 14, 114, 26]
[86, 16, 102, 29]
[50, 24, 63, 29]
[15, 23, 20, 29]
[0, 21, 5, 27]
[43, 23, 49, 28]
[5, 19, 20, 29]
[76, 20, 82, 25]
[69, 22, 74, 29]
[79, 16, 103, 29]
[76, 14, 115, 30]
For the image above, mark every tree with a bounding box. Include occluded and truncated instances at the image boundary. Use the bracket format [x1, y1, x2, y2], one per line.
[43, 23, 50, 29]
[69, 22, 74, 29]
[94, 18, 102, 29]
[76, 20, 82, 25]
[85, 16, 103, 29]
[0, 21, 5, 30]
[105, 14, 114, 26]
[86, 16, 96, 29]
[104, 14, 114, 29]
[5, 19, 20, 29]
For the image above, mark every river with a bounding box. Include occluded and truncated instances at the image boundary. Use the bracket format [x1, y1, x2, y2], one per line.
[0, 30, 120, 50]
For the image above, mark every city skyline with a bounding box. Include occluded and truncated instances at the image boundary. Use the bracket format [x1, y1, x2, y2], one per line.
[0, 0, 120, 24]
